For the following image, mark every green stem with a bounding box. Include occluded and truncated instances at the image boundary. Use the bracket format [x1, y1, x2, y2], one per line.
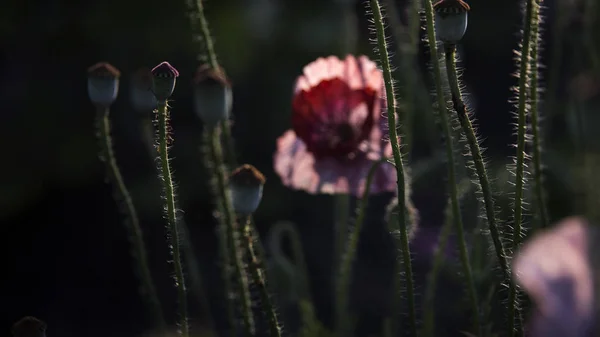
[368, 1, 417, 335]
[241, 216, 282, 337]
[216, 221, 237, 337]
[422, 196, 455, 337]
[333, 193, 351, 335]
[444, 44, 509, 277]
[336, 158, 388, 337]
[156, 101, 189, 337]
[209, 126, 254, 336]
[95, 106, 166, 331]
[528, 3, 549, 230]
[509, 0, 536, 335]
[421, 2, 480, 335]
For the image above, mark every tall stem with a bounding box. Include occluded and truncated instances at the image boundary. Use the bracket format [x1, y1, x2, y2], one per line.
[334, 193, 351, 335]
[528, 3, 549, 230]
[155, 101, 189, 337]
[508, 0, 536, 335]
[444, 44, 510, 279]
[95, 106, 165, 330]
[241, 216, 282, 337]
[421, 2, 480, 335]
[368, 1, 416, 335]
[209, 126, 254, 336]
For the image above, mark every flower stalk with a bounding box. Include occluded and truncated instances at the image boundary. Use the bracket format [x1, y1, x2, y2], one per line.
[367, 1, 417, 335]
[528, 1, 548, 230]
[508, 0, 538, 334]
[151, 62, 189, 337]
[423, 0, 480, 334]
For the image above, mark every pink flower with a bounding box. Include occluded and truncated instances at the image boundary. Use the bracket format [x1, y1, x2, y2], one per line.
[274, 55, 396, 196]
[513, 216, 596, 337]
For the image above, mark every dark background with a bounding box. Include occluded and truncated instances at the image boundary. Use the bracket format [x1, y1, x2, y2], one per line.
[2, 0, 599, 336]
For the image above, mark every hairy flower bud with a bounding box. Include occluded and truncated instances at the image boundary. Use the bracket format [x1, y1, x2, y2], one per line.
[87, 62, 120, 108]
[230, 164, 266, 215]
[433, 0, 470, 44]
[193, 64, 233, 128]
[151, 61, 179, 101]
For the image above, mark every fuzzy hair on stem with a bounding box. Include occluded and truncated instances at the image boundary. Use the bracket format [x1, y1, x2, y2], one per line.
[240, 216, 282, 337]
[95, 106, 166, 331]
[507, 0, 539, 335]
[421, 0, 481, 335]
[154, 101, 189, 337]
[366, 1, 417, 335]
[208, 126, 255, 337]
[528, 1, 549, 230]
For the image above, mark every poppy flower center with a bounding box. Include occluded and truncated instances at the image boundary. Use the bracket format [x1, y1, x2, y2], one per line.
[291, 78, 377, 160]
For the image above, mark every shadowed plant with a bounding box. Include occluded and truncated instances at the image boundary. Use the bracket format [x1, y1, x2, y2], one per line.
[87, 62, 166, 331]
[150, 61, 189, 337]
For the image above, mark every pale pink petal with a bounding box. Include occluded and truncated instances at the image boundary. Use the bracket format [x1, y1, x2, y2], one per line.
[274, 130, 396, 196]
[513, 216, 595, 337]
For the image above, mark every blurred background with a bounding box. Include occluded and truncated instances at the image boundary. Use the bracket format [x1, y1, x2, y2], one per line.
[2, 0, 600, 336]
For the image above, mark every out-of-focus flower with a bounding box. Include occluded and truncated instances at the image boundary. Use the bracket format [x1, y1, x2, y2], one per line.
[229, 164, 266, 215]
[87, 62, 120, 108]
[513, 216, 597, 337]
[433, 0, 470, 44]
[130, 67, 158, 113]
[193, 64, 232, 129]
[12, 316, 46, 337]
[151, 61, 179, 101]
[273, 55, 396, 196]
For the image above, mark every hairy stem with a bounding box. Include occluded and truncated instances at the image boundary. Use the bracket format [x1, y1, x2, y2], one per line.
[444, 44, 510, 279]
[421, 2, 480, 335]
[155, 101, 188, 337]
[528, 3, 548, 230]
[209, 126, 254, 336]
[336, 159, 388, 337]
[367, 1, 417, 335]
[95, 106, 165, 330]
[241, 216, 282, 337]
[508, 0, 536, 335]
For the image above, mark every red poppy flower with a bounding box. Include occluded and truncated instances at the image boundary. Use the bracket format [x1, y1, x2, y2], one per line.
[274, 55, 396, 196]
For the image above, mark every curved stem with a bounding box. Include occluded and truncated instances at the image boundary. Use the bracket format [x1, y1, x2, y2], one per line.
[209, 126, 254, 336]
[508, 0, 536, 335]
[421, 2, 480, 335]
[444, 44, 510, 279]
[367, 1, 416, 335]
[528, 4, 549, 230]
[336, 158, 388, 337]
[241, 216, 282, 337]
[156, 101, 189, 337]
[95, 107, 166, 331]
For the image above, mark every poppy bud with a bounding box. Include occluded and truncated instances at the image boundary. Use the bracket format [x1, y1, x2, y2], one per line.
[87, 62, 120, 108]
[433, 0, 470, 44]
[229, 164, 266, 215]
[193, 64, 233, 128]
[130, 67, 158, 113]
[151, 61, 179, 101]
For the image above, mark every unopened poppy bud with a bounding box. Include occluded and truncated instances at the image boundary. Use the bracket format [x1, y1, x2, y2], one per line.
[433, 0, 470, 44]
[151, 61, 179, 101]
[193, 64, 232, 128]
[130, 67, 158, 113]
[229, 164, 266, 215]
[87, 62, 120, 108]
[12, 316, 47, 337]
